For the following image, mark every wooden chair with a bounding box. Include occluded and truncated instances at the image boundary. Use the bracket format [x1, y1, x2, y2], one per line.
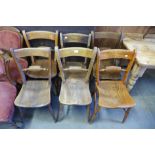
[10, 47, 55, 125]
[60, 32, 93, 67]
[92, 49, 136, 123]
[0, 26, 28, 83]
[92, 31, 122, 50]
[55, 47, 97, 122]
[22, 30, 58, 78]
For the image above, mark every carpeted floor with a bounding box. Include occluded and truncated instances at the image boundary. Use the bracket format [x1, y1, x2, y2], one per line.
[10, 69, 155, 129]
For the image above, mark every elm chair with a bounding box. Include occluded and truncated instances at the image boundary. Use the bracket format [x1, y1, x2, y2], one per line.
[11, 47, 55, 125]
[22, 30, 58, 78]
[92, 49, 136, 123]
[55, 47, 97, 122]
[0, 26, 28, 83]
[91, 31, 122, 80]
[0, 50, 17, 128]
[60, 32, 93, 67]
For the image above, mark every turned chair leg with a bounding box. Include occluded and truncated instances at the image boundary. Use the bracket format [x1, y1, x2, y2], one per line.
[122, 108, 131, 123]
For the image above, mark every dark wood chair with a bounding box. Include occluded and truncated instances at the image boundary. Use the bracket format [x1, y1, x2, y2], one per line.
[92, 31, 122, 80]
[55, 47, 97, 122]
[10, 47, 56, 125]
[22, 30, 58, 78]
[92, 49, 136, 123]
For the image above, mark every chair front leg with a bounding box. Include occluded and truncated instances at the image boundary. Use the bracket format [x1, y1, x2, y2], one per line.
[90, 91, 101, 123]
[122, 108, 131, 123]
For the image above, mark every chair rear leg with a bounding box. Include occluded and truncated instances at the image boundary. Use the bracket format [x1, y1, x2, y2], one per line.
[122, 108, 131, 123]
[17, 107, 25, 128]
[55, 102, 64, 122]
[87, 104, 91, 122]
[48, 104, 57, 122]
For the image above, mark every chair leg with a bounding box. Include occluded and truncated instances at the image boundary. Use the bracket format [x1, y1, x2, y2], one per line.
[48, 104, 56, 122]
[90, 91, 100, 122]
[87, 104, 91, 122]
[17, 107, 25, 128]
[122, 108, 131, 123]
[55, 102, 64, 122]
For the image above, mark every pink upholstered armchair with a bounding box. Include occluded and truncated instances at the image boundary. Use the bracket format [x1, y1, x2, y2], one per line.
[0, 27, 27, 128]
[0, 27, 28, 83]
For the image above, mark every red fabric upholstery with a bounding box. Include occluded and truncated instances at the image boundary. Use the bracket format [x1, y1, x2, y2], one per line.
[9, 58, 28, 83]
[0, 30, 21, 50]
[0, 82, 16, 122]
[0, 58, 5, 75]
[0, 29, 28, 83]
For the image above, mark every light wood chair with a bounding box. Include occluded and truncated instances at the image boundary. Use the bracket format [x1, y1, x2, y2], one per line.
[10, 47, 55, 124]
[22, 30, 58, 78]
[55, 47, 97, 122]
[92, 49, 136, 123]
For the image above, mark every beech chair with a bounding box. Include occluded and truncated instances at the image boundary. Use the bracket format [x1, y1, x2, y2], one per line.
[55, 47, 97, 122]
[0, 26, 28, 83]
[22, 30, 58, 78]
[92, 49, 136, 123]
[60, 32, 93, 67]
[0, 50, 17, 128]
[10, 47, 55, 125]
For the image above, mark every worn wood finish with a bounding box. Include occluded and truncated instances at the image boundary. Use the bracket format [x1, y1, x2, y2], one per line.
[92, 31, 122, 49]
[60, 32, 92, 67]
[60, 33, 91, 48]
[123, 37, 155, 91]
[22, 30, 58, 78]
[96, 81, 135, 108]
[92, 49, 136, 123]
[14, 80, 50, 107]
[10, 47, 55, 122]
[11, 47, 52, 84]
[55, 47, 97, 106]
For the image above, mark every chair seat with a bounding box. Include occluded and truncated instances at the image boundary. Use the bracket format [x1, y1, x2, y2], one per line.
[0, 82, 16, 122]
[59, 74, 91, 105]
[14, 80, 51, 108]
[26, 59, 57, 78]
[97, 81, 135, 108]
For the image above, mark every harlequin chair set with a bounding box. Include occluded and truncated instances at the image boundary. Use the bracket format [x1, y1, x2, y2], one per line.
[0, 27, 136, 128]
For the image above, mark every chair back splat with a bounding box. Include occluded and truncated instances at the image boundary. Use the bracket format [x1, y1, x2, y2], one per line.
[22, 30, 58, 78]
[55, 47, 97, 82]
[96, 49, 136, 84]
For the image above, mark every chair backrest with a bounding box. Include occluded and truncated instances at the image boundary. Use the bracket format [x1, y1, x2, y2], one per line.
[10, 47, 52, 84]
[96, 49, 136, 84]
[0, 26, 23, 50]
[22, 30, 58, 63]
[92, 31, 122, 49]
[122, 33, 144, 40]
[60, 32, 92, 48]
[22, 30, 59, 47]
[55, 47, 97, 82]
